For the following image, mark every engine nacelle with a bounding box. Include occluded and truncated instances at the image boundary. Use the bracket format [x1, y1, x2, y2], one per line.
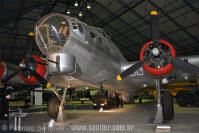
[140, 40, 176, 76]
[0, 61, 6, 80]
[0, 61, 20, 80]
[0, 61, 26, 84]
[19, 55, 47, 83]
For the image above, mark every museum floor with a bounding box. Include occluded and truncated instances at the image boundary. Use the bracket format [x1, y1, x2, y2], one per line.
[9, 101, 199, 133]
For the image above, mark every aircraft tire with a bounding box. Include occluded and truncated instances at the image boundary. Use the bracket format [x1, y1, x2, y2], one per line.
[47, 97, 60, 120]
[195, 100, 199, 107]
[161, 91, 174, 121]
[194, 96, 199, 107]
[176, 91, 189, 107]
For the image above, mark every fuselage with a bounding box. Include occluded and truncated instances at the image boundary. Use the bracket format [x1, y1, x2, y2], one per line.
[35, 13, 133, 94]
[34, 13, 199, 95]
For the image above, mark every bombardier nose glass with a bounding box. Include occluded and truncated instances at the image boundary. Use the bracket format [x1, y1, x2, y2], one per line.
[35, 15, 70, 53]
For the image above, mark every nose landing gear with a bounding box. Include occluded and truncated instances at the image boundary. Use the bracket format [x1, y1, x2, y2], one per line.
[154, 79, 174, 124]
[47, 86, 68, 122]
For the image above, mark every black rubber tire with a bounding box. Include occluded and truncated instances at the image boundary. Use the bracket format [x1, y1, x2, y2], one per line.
[176, 91, 189, 107]
[161, 91, 174, 121]
[195, 100, 199, 107]
[194, 96, 199, 107]
[188, 93, 196, 106]
[47, 97, 60, 120]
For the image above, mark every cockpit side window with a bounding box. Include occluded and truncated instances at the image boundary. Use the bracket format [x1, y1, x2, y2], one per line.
[102, 31, 107, 38]
[90, 32, 96, 39]
[37, 24, 49, 47]
[36, 16, 70, 51]
[98, 37, 103, 44]
[106, 32, 111, 41]
[107, 35, 112, 42]
[77, 23, 84, 33]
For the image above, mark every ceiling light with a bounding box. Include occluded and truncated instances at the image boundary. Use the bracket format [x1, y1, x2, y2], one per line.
[67, 10, 70, 15]
[87, 4, 91, 9]
[79, 11, 83, 17]
[74, 1, 78, 7]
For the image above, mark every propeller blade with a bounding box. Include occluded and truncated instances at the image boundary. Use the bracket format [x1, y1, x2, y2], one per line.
[170, 57, 199, 75]
[29, 70, 50, 88]
[151, 11, 160, 47]
[117, 61, 144, 80]
[1, 70, 20, 83]
[35, 61, 47, 65]
[25, 36, 34, 65]
[26, 36, 34, 57]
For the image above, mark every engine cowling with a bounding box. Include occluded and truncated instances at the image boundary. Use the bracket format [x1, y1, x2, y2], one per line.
[19, 55, 47, 83]
[140, 40, 176, 76]
[0, 61, 5, 80]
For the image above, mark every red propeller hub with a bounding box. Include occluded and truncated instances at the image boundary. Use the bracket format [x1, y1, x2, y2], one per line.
[140, 40, 176, 76]
[19, 55, 47, 83]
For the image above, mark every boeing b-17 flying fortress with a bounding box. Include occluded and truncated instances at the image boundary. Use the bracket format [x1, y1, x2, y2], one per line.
[0, 1, 199, 133]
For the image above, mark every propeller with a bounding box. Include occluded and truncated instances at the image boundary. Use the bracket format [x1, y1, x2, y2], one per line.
[169, 57, 199, 75]
[117, 11, 199, 80]
[1, 70, 20, 83]
[29, 70, 50, 87]
[151, 11, 160, 48]
[117, 61, 144, 80]
[1, 35, 50, 88]
[117, 11, 160, 80]
[25, 37, 33, 63]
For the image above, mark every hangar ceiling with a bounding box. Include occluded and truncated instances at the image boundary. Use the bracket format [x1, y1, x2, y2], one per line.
[0, 0, 199, 64]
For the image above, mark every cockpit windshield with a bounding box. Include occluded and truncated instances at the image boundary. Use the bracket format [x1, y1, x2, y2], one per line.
[35, 14, 70, 53]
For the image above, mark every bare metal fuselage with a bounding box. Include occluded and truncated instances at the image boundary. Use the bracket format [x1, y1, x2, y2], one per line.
[35, 13, 199, 96]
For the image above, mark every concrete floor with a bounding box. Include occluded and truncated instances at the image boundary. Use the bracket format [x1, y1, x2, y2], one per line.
[9, 101, 199, 133]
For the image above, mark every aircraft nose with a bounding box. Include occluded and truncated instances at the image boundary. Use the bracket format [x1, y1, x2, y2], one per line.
[35, 13, 71, 54]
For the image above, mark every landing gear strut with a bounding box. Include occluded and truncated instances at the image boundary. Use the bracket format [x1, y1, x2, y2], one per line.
[57, 87, 67, 122]
[47, 86, 67, 122]
[154, 79, 163, 124]
[154, 79, 174, 123]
